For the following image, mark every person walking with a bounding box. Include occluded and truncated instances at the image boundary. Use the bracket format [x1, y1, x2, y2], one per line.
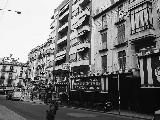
[46, 100, 58, 120]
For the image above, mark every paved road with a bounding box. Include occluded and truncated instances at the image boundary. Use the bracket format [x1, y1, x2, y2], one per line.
[0, 95, 152, 120]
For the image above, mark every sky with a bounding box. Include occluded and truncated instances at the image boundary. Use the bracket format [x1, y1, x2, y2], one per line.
[0, 0, 63, 63]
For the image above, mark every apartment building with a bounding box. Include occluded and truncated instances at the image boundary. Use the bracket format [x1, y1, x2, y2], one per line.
[92, 0, 160, 113]
[0, 56, 28, 92]
[28, 39, 55, 84]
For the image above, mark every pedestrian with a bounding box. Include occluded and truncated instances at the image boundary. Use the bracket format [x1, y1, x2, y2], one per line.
[46, 100, 57, 120]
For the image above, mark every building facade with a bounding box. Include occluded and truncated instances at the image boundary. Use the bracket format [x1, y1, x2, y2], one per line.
[28, 0, 160, 113]
[0, 55, 28, 92]
[92, 0, 160, 113]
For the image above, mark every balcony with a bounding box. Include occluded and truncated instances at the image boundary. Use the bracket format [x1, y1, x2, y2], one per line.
[129, 0, 151, 10]
[79, 0, 91, 8]
[59, 3, 69, 16]
[77, 25, 90, 36]
[57, 36, 67, 45]
[130, 25, 156, 43]
[76, 41, 90, 51]
[56, 49, 66, 58]
[59, 10, 69, 21]
[70, 31, 77, 40]
[72, 9, 90, 29]
[55, 65, 63, 70]
[129, 0, 156, 43]
[70, 59, 89, 67]
[58, 22, 68, 33]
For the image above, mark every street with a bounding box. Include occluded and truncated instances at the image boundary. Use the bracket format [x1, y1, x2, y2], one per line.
[0, 95, 152, 120]
[0, 96, 152, 120]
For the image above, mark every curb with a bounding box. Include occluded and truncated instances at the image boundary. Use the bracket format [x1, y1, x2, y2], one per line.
[23, 101, 153, 120]
[61, 105, 153, 120]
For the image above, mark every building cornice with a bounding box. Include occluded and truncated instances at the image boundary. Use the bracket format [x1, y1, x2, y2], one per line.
[93, 0, 127, 19]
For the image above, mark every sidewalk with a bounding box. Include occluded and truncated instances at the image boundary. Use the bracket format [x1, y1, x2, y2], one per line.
[23, 99, 45, 105]
[24, 99, 154, 120]
[62, 105, 153, 120]
[107, 110, 153, 120]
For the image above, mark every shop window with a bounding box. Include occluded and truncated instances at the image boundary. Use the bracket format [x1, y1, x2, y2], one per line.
[118, 50, 126, 71]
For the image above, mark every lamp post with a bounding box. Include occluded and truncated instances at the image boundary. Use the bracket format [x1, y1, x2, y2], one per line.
[117, 72, 120, 115]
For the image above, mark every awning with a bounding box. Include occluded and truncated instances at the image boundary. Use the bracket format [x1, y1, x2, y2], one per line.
[74, 15, 88, 29]
[52, 69, 69, 75]
[77, 47, 85, 52]
[71, 65, 89, 74]
[56, 54, 65, 61]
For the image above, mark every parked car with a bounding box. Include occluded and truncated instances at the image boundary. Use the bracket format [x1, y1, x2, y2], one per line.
[6, 90, 14, 100]
[11, 88, 22, 101]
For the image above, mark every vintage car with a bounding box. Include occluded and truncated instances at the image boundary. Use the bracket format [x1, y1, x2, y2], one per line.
[6, 90, 14, 100]
[11, 88, 22, 100]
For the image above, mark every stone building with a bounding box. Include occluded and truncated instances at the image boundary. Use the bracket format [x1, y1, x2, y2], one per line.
[92, 0, 160, 113]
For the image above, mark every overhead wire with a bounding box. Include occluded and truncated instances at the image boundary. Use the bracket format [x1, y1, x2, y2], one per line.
[0, 0, 9, 22]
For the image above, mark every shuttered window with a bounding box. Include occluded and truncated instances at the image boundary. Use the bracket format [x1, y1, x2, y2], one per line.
[101, 32, 107, 43]
[117, 24, 125, 44]
[118, 50, 126, 71]
[102, 55, 107, 71]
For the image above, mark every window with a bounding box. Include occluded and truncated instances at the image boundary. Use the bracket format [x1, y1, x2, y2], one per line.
[130, 3, 153, 34]
[70, 38, 78, 47]
[102, 55, 107, 71]
[69, 53, 77, 63]
[72, 7, 80, 19]
[101, 32, 107, 43]
[118, 4, 123, 17]
[118, 50, 126, 71]
[73, 0, 78, 5]
[2, 65, 6, 71]
[129, 0, 136, 3]
[100, 32, 107, 51]
[10, 66, 14, 72]
[1, 73, 5, 79]
[117, 24, 125, 44]
[102, 14, 107, 29]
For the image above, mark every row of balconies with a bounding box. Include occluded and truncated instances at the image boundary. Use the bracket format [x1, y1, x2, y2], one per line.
[71, 8, 90, 29]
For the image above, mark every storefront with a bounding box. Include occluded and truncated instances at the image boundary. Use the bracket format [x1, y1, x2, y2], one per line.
[69, 65, 109, 108]
[52, 69, 70, 94]
[138, 50, 160, 114]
